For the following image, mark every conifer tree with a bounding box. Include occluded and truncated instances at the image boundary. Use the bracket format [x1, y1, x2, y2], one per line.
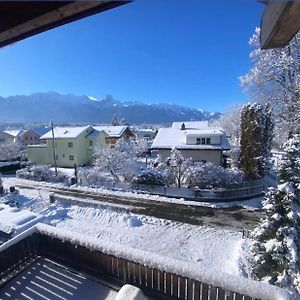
[239, 103, 273, 179]
[251, 134, 300, 293]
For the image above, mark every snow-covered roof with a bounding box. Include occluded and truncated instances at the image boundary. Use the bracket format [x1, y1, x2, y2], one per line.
[4, 130, 23, 137]
[93, 126, 129, 138]
[0, 204, 43, 236]
[151, 128, 230, 150]
[185, 129, 224, 136]
[40, 126, 92, 139]
[172, 121, 209, 129]
[134, 129, 156, 136]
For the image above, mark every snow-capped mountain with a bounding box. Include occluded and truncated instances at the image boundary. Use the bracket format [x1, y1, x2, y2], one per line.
[0, 92, 221, 124]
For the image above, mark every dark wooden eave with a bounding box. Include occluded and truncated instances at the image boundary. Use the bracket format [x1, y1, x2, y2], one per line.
[260, 0, 300, 49]
[0, 1, 130, 48]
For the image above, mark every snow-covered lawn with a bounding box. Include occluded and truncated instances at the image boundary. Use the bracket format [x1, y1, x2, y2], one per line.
[0, 190, 252, 278]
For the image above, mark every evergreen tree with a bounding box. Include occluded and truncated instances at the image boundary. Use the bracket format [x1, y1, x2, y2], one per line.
[240, 103, 262, 179]
[251, 134, 300, 293]
[261, 104, 274, 176]
[239, 103, 273, 179]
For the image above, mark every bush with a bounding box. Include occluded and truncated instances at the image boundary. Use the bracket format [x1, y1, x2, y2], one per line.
[132, 169, 168, 186]
[186, 162, 244, 189]
[77, 167, 115, 187]
[16, 165, 68, 183]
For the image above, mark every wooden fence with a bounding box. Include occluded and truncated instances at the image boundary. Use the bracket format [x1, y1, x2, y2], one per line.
[133, 183, 264, 201]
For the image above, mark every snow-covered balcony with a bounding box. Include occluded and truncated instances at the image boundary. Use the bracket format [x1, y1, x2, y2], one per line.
[0, 225, 292, 300]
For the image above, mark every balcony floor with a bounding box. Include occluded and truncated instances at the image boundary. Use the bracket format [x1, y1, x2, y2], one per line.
[0, 258, 118, 300]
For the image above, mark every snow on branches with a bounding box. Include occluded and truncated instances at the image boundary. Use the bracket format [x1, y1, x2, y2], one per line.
[0, 140, 21, 161]
[93, 138, 143, 182]
[240, 27, 300, 143]
[251, 134, 300, 293]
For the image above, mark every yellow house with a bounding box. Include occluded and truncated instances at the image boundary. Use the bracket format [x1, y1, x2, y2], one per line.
[27, 126, 106, 168]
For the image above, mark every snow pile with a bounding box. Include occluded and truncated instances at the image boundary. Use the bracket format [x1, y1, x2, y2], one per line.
[116, 285, 148, 300]
[0, 204, 43, 236]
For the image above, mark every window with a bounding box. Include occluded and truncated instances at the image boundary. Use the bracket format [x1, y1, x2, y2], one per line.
[89, 140, 93, 147]
[201, 138, 206, 144]
[30, 136, 32, 140]
[69, 155, 74, 161]
[68, 142, 73, 148]
[206, 138, 211, 145]
[196, 138, 201, 145]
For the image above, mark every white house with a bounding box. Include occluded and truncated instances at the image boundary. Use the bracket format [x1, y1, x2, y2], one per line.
[151, 125, 230, 166]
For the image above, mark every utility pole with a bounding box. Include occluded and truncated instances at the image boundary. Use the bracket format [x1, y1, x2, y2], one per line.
[51, 121, 58, 175]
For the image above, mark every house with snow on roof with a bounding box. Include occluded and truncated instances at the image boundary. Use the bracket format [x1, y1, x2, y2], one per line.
[27, 126, 107, 168]
[151, 123, 230, 166]
[93, 125, 134, 145]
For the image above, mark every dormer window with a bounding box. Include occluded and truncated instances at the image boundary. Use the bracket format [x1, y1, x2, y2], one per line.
[196, 137, 211, 145]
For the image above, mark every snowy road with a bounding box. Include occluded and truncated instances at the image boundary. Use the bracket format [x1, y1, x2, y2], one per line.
[3, 177, 262, 231]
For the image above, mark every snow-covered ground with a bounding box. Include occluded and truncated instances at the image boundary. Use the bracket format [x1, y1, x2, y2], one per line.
[0, 186, 252, 279]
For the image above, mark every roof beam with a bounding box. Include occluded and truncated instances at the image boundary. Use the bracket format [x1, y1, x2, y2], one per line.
[0, 1, 130, 48]
[260, 0, 300, 49]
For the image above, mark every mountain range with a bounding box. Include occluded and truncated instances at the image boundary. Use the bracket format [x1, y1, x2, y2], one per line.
[0, 92, 220, 125]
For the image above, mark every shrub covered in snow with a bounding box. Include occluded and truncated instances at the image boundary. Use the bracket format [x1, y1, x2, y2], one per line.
[132, 169, 168, 186]
[77, 167, 115, 187]
[251, 134, 300, 294]
[16, 165, 68, 183]
[0, 140, 21, 161]
[185, 162, 244, 189]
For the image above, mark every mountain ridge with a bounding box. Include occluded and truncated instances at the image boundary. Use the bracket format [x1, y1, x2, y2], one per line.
[0, 92, 221, 125]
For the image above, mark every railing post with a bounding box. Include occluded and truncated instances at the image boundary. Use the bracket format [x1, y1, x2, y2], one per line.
[123, 259, 128, 283]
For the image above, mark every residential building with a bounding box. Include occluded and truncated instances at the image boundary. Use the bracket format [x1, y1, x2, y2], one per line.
[3, 130, 24, 143]
[93, 125, 134, 145]
[133, 128, 157, 141]
[0, 131, 15, 144]
[151, 125, 230, 166]
[18, 128, 48, 146]
[27, 126, 107, 168]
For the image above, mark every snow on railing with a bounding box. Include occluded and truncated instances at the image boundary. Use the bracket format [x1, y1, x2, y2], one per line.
[36, 224, 293, 300]
[0, 225, 37, 253]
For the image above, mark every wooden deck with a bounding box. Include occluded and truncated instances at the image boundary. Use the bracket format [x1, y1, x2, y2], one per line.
[0, 258, 117, 300]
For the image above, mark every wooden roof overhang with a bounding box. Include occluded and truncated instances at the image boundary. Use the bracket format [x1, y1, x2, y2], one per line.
[0, 1, 130, 48]
[260, 0, 300, 49]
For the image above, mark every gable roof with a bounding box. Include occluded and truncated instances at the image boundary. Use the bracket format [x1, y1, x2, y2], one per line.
[4, 130, 24, 137]
[40, 126, 92, 139]
[93, 126, 129, 138]
[172, 121, 209, 130]
[151, 128, 230, 151]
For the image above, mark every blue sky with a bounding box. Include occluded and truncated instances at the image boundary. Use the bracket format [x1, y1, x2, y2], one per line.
[0, 0, 263, 112]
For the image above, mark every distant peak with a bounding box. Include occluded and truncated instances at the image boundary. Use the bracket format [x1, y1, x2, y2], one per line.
[88, 96, 98, 101]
